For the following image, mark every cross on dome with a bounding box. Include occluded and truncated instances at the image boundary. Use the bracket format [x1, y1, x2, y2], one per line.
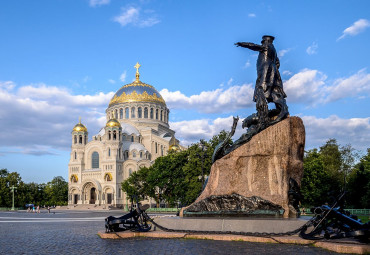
[134, 62, 141, 82]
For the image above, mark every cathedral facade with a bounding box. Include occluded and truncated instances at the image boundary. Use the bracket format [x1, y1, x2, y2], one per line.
[68, 63, 181, 208]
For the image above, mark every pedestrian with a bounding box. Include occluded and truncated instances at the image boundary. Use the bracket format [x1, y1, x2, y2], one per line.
[47, 206, 50, 213]
[32, 206, 35, 213]
[37, 205, 40, 213]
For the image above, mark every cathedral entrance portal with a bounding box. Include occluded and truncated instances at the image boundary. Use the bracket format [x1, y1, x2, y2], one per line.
[82, 182, 100, 205]
[107, 193, 112, 204]
[90, 187, 96, 204]
[74, 194, 78, 204]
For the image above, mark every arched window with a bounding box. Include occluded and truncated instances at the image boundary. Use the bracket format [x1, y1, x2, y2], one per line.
[138, 107, 142, 118]
[108, 131, 111, 140]
[108, 148, 111, 157]
[125, 151, 129, 159]
[79, 135, 83, 144]
[140, 151, 143, 158]
[161, 145, 164, 156]
[115, 109, 118, 119]
[133, 151, 136, 158]
[144, 107, 148, 118]
[160, 110, 163, 121]
[92, 151, 99, 169]
[125, 107, 129, 119]
[131, 136, 134, 142]
[155, 142, 158, 153]
[84, 135, 87, 144]
[155, 109, 158, 119]
[113, 130, 117, 140]
[74, 151, 77, 160]
[131, 107, 135, 118]
[150, 108, 153, 119]
[120, 108, 123, 119]
[129, 168, 132, 176]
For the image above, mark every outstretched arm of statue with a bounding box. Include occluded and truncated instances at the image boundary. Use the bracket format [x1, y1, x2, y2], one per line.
[235, 42, 263, 51]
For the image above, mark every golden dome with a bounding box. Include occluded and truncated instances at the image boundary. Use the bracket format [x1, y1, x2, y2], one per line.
[169, 144, 181, 152]
[72, 118, 87, 132]
[106, 118, 121, 128]
[109, 63, 166, 107]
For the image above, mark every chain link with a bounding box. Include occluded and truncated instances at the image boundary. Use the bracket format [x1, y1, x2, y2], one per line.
[147, 217, 313, 237]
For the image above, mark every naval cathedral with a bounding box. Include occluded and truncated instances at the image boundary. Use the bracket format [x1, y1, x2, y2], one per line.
[68, 63, 182, 208]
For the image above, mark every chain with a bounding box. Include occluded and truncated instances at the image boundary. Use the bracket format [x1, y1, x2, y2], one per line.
[147, 216, 313, 238]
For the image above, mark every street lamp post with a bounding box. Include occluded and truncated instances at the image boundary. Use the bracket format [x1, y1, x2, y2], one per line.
[10, 186, 17, 211]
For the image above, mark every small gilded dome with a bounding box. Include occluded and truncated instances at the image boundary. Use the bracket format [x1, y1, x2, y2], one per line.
[169, 144, 181, 152]
[72, 118, 87, 132]
[106, 118, 121, 128]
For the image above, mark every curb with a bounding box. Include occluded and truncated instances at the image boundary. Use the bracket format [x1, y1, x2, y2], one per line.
[98, 231, 370, 254]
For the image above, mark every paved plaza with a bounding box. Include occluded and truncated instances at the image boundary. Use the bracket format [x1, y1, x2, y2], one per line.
[0, 210, 347, 255]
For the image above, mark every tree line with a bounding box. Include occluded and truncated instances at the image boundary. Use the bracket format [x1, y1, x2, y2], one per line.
[0, 170, 68, 208]
[1, 135, 368, 209]
[123, 135, 370, 209]
[122, 131, 231, 207]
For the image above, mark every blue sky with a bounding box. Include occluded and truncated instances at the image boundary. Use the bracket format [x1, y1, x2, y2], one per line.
[0, 0, 369, 183]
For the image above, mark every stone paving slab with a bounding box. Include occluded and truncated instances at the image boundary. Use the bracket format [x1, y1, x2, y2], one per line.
[98, 230, 370, 254]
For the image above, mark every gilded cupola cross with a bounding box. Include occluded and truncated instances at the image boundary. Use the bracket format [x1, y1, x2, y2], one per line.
[134, 62, 141, 83]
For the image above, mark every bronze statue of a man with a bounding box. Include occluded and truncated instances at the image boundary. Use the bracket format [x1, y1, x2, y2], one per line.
[236, 35, 289, 123]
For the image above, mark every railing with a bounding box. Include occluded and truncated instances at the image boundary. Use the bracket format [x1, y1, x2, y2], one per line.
[345, 209, 370, 215]
[146, 208, 179, 213]
[303, 208, 370, 216]
[0, 207, 23, 211]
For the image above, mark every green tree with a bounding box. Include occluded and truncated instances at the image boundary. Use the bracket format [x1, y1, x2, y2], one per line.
[44, 176, 68, 206]
[319, 139, 344, 196]
[121, 166, 151, 202]
[121, 130, 233, 207]
[346, 148, 370, 208]
[301, 149, 332, 206]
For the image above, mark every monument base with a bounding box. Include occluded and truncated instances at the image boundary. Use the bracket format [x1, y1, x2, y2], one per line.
[181, 117, 305, 218]
[183, 193, 284, 217]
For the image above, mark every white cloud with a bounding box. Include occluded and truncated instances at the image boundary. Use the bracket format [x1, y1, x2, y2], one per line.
[306, 42, 318, 55]
[170, 116, 245, 146]
[89, 0, 110, 7]
[284, 68, 370, 104]
[243, 60, 251, 68]
[83, 76, 91, 83]
[278, 48, 291, 57]
[160, 83, 255, 114]
[337, 19, 370, 41]
[113, 7, 160, 27]
[0, 81, 15, 90]
[248, 13, 256, 18]
[108, 79, 116, 84]
[120, 70, 127, 82]
[302, 115, 370, 150]
[284, 69, 327, 104]
[227, 78, 233, 86]
[171, 115, 370, 151]
[325, 69, 370, 102]
[282, 70, 292, 76]
[0, 82, 113, 154]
